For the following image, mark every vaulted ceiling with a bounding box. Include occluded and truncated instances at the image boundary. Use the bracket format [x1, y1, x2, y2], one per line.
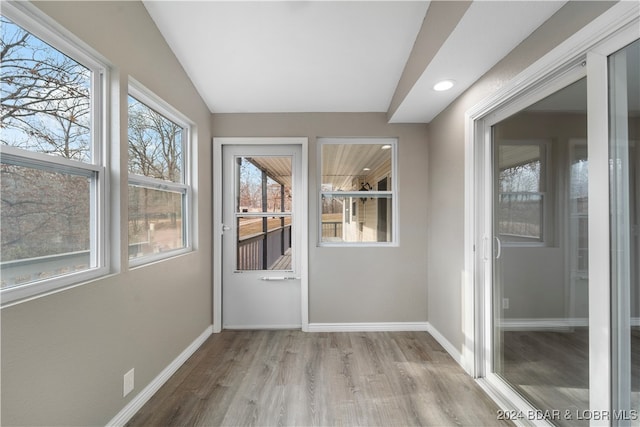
[143, 1, 567, 124]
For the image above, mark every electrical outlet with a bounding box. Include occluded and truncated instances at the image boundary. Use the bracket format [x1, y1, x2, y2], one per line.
[502, 298, 510, 310]
[123, 368, 135, 397]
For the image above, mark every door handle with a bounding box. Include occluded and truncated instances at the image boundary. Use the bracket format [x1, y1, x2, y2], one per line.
[221, 224, 231, 234]
[260, 276, 300, 281]
[483, 236, 490, 262]
[495, 236, 502, 259]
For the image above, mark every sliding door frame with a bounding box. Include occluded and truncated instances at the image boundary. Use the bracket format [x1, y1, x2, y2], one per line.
[464, 2, 639, 425]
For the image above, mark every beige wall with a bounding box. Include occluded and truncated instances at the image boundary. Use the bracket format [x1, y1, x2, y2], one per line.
[1, 2, 213, 425]
[426, 1, 615, 351]
[212, 113, 429, 323]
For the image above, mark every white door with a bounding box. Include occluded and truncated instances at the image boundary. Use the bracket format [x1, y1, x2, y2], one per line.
[221, 144, 303, 329]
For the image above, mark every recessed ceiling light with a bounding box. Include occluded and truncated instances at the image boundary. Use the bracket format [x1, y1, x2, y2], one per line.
[433, 80, 455, 91]
[363, 167, 371, 171]
[381, 144, 392, 150]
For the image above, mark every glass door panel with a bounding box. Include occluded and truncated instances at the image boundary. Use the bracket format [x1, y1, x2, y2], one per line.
[234, 156, 293, 271]
[609, 38, 640, 426]
[492, 78, 589, 426]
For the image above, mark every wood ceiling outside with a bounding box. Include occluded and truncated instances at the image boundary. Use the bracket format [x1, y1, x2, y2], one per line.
[248, 144, 392, 191]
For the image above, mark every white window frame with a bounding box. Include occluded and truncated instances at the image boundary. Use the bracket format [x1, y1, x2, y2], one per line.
[318, 137, 398, 247]
[127, 79, 193, 267]
[0, 2, 109, 306]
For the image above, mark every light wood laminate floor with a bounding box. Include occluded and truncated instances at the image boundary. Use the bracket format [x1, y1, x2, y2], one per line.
[502, 327, 640, 427]
[127, 330, 512, 427]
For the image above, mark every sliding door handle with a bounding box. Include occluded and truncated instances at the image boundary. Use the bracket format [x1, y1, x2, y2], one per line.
[495, 236, 502, 259]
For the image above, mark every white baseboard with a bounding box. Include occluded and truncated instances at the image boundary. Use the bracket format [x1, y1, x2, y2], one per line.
[106, 325, 213, 427]
[425, 323, 463, 367]
[224, 324, 301, 330]
[307, 322, 429, 333]
[307, 322, 464, 369]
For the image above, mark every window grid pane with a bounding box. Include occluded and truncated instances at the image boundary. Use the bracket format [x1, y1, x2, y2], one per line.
[1, 16, 93, 163]
[128, 185, 185, 260]
[128, 95, 184, 183]
[319, 140, 395, 244]
[1, 163, 93, 289]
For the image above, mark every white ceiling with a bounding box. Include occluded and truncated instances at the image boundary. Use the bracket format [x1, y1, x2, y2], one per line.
[144, 1, 567, 123]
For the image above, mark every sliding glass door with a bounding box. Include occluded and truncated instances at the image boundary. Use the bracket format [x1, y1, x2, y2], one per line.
[472, 8, 639, 425]
[492, 78, 589, 426]
[609, 39, 640, 427]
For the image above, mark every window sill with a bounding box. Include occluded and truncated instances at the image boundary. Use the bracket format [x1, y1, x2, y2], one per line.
[128, 247, 194, 269]
[1, 266, 111, 308]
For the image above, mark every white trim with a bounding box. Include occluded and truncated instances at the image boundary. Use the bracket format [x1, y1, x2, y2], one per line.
[586, 50, 613, 421]
[307, 322, 429, 333]
[105, 325, 213, 427]
[300, 141, 309, 330]
[307, 322, 464, 367]
[224, 324, 301, 330]
[0, 145, 103, 174]
[212, 137, 309, 333]
[425, 322, 464, 367]
[212, 139, 223, 333]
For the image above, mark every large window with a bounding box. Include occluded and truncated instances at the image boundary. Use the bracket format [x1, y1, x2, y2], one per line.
[319, 138, 397, 245]
[0, 8, 107, 303]
[127, 82, 191, 265]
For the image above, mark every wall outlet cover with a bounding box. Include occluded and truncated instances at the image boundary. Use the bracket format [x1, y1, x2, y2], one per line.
[123, 368, 135, 397]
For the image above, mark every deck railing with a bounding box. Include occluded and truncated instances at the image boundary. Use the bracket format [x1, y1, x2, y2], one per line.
[237, 225, 291, 270]
[321, 221, 342, 238]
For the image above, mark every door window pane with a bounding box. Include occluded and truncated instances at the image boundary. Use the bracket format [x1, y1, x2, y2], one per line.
[235, 156, 293, 271]
[236, 157, 291, 214]
[237, 216, 292, 270]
